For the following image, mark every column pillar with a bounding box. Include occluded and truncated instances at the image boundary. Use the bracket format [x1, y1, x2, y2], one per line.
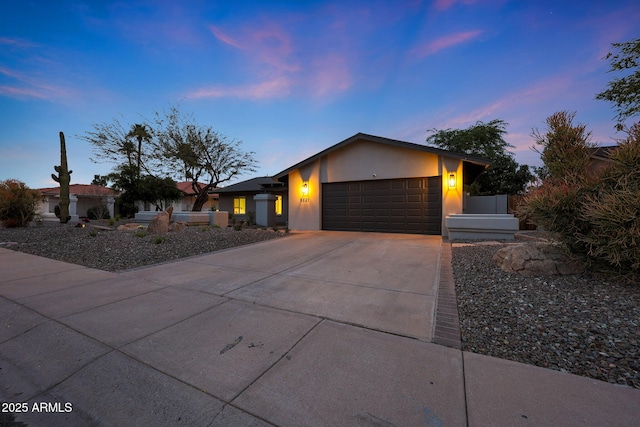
[253, 193, 277, 227]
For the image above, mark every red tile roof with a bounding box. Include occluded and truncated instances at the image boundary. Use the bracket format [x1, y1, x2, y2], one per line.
[38, 184, 120, 196]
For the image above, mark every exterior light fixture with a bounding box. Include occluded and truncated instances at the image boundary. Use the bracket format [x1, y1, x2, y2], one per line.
[300, 181, 310, 202]
[448, 173, 456, 189]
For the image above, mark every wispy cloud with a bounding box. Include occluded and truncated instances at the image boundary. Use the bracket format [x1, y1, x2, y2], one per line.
[209, 26, 243, 49]
[433, 0, 480, 11]
[186, 76, 293, 100]
[0, 66, 77, 101]
[0, 37, 37, 48]
[308, 53, 353, 98]
[411, 30, 483, 58]
[194, 18, 355, 101]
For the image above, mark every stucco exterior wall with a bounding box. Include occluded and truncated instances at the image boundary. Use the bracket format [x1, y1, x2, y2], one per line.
[288, 162, 322, 230]
[286, 139, 466, 234]
[324, 140, 440, 181]
[441, 157, 463, 237]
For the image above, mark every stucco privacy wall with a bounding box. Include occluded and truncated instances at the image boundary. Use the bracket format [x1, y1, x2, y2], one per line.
[287, 139, 464, 235]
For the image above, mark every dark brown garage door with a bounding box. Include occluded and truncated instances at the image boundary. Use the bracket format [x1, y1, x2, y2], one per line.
[322, 176, 442, 234]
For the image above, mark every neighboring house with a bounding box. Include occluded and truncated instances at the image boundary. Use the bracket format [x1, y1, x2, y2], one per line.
[38, 184, 120, 221]
[267, 132, 490, 236]
[136, 182, 219, 213]
[217, 177, 287, 226]
[588, 145, 618, 176]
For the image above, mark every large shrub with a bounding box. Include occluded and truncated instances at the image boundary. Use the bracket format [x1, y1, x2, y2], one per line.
[0, 179, 42, 227]
[521, 119, 640, 281]
[574, 124, 640, 278]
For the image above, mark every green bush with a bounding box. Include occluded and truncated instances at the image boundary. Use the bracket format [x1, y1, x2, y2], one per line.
[0, 179, 42, 227]
[574, 128, 640, 278]
[152, 236, 166, 244]
[521, 121, 640, 280]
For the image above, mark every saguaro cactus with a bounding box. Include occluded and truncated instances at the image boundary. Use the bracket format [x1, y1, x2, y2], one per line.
[51, 131, 73, 223]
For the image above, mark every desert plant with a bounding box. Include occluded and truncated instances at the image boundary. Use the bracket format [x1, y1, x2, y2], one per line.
[573, 125, 640, 278]
[0, 179, 42, 227]
[134, 230, 147, 238]
[51, 131, 73, 223]
[152, 236, 166, 244]
[246, 211, 255, 226]
[521, 120, 640, 280]
[88, 229, 98, 237]
[87, 205, 110, 220]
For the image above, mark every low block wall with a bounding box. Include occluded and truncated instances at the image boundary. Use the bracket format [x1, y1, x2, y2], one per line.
[445, 214, 519, 240]
[135, 211, 229, 227]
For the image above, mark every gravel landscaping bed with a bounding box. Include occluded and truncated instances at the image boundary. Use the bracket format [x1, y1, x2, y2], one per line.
[0, 221, 287, 271]
[453, 243, 640, 389]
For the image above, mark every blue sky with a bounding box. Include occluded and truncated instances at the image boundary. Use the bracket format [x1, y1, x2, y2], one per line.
[1, 0, 638, 189]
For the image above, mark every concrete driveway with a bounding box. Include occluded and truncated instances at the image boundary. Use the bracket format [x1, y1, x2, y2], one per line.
[1, 231, 639, 426]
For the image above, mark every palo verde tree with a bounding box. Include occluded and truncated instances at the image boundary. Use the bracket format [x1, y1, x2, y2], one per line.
[596, 38, 640, 130]
[426, 119, 533, 195]
[150, 106, 257, 211]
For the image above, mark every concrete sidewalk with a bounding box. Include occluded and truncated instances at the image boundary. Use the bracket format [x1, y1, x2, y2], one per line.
[0, 231, 638, 426]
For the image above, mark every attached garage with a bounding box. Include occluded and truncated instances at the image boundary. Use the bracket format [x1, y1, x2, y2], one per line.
[273, 133, 490, 236]
[322, 176, 442, 234]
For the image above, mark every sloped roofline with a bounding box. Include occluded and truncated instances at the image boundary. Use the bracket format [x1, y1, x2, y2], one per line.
[273, 132, 491, 179]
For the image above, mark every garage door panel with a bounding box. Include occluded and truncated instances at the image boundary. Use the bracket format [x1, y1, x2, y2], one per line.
[322, 176, 442, 235]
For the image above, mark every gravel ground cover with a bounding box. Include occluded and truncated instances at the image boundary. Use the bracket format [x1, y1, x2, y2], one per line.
[452, 242, 640, 389]
[0, 221, 287, 271]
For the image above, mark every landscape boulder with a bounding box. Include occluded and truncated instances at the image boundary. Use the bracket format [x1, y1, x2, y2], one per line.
[147, 206, 173, 234]
[117, 223, 144, 232]
[492, 242, 584, 276]
[169, 221, 187, 232]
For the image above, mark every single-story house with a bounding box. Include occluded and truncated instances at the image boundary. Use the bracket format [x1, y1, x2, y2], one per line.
[217, 177, 288, 226]
[136, 182, 219, 213]
[228, 133, 490, 235]
[38, 184, 120, 221]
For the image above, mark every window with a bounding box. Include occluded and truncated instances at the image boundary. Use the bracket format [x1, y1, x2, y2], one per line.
[233, 196, 246, 214]
[275, 195, 283, 215]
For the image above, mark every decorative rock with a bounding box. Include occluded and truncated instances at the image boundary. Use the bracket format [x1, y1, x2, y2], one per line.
[117, 223, 144, 232]
[169, 221, 187, 232]
[492, 242, 584, 276]
[147, 206, 173, 234]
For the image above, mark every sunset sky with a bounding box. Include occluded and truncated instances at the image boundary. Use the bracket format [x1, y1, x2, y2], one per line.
[1, 0, 638, 189]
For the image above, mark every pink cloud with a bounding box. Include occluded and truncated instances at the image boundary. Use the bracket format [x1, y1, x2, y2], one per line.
[209, 25, 243, 49]
[433, 0, 480, 11]
[412, 30, 483, 58]
[308, 53, 352, 98]
[209, 24, 299, 73]
[0, 37, 36, 48]
[0, 66, 76, 101]
[186, 76, 293, 100]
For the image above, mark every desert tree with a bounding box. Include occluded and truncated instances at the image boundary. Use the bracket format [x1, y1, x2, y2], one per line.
[426, 119, 533, 195]
[151, 106, 257, 211]
[596, 38, 640, 130]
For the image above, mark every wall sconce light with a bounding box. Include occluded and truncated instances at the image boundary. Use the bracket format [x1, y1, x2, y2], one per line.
[448, 173, 456, 189]
[300, 181, 310, 202]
